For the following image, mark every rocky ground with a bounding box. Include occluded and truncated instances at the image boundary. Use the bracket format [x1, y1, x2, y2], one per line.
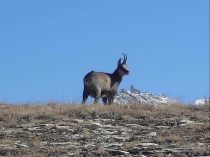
[0, 102, 210, 157]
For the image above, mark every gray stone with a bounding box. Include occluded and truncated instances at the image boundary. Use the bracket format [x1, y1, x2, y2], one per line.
[106, 148, 130, 156]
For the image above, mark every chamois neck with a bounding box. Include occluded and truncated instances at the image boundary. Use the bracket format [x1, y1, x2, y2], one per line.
[112, 68, 123, 82]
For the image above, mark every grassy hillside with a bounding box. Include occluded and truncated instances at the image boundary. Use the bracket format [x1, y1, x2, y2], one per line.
[0, 102, 209, 156]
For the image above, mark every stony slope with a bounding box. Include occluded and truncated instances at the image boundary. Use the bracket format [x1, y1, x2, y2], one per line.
[0, 103, 209, 156]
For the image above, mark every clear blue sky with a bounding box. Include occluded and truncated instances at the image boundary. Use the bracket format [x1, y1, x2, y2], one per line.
[0, 0, 209, 104]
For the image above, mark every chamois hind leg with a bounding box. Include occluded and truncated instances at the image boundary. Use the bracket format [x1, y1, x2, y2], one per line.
[108, 97, 114, 105]
[82, 90, 89, 104]
[94, 87, 101, 104]
[102, 97, 108, 105]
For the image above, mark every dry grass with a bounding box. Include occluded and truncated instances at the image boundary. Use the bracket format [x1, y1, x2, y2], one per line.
[0, 102, 209, 126]
[157, 133, 180, 143]
[0, 102, 209, 156]
[193, 146, 209, 155]
[123, 141, 139, 149]
[168, 134, 181, 142]
[31, 137, 42, 147]
[94, 148, 109, 156]
[0, 137, 14, 145]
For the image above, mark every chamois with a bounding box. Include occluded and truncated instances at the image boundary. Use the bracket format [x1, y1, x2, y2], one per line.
[82, 54, 129, 105]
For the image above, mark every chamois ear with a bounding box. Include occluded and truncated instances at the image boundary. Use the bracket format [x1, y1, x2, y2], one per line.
[118, 58, 121, 66]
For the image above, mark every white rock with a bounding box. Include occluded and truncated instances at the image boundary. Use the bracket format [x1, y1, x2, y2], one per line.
[195, 99, 209, 105]
[147, 132, 157, 137]
[136, 143, 159, 147]
[56, 125, 70, 130]
[113, 135, 131, 141]
[180, 119, 195, 126]
[50, 142, 72, 146]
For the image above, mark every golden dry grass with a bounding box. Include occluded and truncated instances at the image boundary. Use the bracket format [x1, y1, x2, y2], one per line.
[0, 102, 209, 125]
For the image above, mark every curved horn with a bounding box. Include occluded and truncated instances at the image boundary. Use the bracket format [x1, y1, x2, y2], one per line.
[122, 53, 127, 63]
[122, 53, 125, 63]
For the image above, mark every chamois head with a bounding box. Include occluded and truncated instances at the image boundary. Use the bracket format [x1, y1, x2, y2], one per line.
[117, 53, 130, 77]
